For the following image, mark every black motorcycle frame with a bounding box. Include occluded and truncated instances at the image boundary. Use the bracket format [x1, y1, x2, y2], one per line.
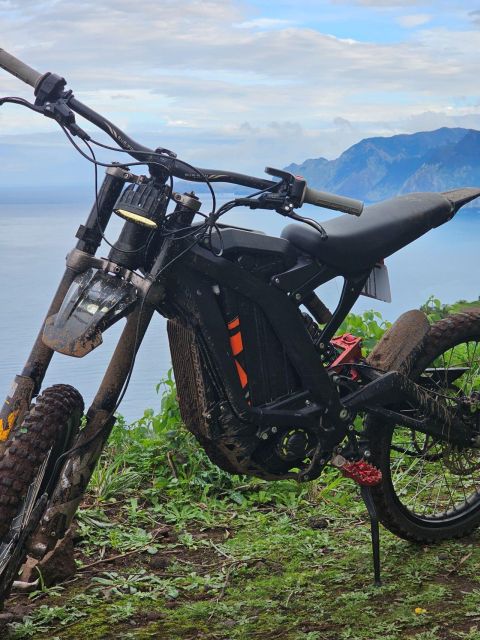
[1, 159, 474, 553]
[0, 55, 479, 587]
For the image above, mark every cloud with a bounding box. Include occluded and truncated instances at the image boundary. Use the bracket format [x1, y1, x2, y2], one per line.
[234, 18, 295, 29]
[333, 0, 428, 6]
[0, 0, 478, 174]
[334, 117, 355, 130]
[469, 10, 480, 26]
[396, 13, 431, 28]
[401, 109, 480, 133]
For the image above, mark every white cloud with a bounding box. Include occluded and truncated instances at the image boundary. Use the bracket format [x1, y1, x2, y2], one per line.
[0, 0, 478, 174]
[396, 13, 432, 28]
[469, 10, 480, 26]
[333, 0, 429, 6]
[234, 18, 295, 29]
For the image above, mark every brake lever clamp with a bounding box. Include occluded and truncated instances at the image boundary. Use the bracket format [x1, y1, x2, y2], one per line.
[39, 90, 90, 140]
[264, 166, 307, 207]
[34, 72, 67, 106]
[263, 167, 328, 240]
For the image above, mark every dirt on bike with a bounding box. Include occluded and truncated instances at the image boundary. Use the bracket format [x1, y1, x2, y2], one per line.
[1, 48, 480, 605]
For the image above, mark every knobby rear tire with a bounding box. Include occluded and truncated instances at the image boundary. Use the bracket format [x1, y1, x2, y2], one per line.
[367, 310, 480, 543]
[0, 384, 84, 542]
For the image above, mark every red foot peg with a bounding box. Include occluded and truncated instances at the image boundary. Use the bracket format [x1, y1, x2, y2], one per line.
[331, 455, 382, 486]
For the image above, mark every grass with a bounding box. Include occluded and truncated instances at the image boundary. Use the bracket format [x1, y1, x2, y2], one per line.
[7, 466, 480, 640]
[5, 302, 480, 639]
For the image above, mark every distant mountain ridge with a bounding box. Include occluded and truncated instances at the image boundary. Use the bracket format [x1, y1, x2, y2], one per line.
[286, 127, 480, 204]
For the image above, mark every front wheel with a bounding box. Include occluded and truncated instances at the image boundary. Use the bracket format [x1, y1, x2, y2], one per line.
[0, 384, 84, 542]
[366, 310, 480, 543]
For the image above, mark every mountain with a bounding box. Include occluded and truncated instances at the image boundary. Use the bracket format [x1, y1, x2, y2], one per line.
[286, 127, 480, 204]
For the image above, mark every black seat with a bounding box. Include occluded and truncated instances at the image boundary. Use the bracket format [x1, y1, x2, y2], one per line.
[281, 190, 479, 274]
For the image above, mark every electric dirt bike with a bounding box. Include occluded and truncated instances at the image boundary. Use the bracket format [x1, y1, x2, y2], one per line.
[1, 49, 480, 604]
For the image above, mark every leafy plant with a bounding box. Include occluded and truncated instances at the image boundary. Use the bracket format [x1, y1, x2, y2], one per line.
[338, 309, 391, 352]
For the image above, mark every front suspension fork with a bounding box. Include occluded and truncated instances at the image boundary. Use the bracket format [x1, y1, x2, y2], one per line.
[0, 266, 80, 450]
[28, 302, 155, 557]
[0, 168, 126, 449]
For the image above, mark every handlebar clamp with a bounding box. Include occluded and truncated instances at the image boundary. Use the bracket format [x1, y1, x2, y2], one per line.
[264, 166, 307, 208]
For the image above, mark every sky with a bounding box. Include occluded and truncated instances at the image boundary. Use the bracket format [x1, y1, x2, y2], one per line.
[0, 0, 479, 179]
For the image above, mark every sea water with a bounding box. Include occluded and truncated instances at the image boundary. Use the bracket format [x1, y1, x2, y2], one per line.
[1, 199, 479, 422]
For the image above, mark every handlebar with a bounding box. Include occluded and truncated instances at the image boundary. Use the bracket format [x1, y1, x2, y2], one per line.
[303, 186, 363, 216]
[0, 49, 42, 88]
[0, 48, 364, 217]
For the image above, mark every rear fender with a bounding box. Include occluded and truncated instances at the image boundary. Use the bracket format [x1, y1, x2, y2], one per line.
[366, 309, 430, 374]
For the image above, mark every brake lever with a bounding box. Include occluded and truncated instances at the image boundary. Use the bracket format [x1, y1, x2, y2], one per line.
[0, 93, 90, 140]
[233, 194, 328, 240]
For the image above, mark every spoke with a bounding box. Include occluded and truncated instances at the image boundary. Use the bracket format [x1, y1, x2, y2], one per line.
[465, 341, 479, 395]
[431, 467, 444, 515]
[438, 451, 458, 513]
[411, 454, 428, 513]
[388, 333, 480, 521]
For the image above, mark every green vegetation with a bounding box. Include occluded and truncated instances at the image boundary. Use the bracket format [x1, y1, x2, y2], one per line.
[6, 301, 480, 640]
[420, 295, 480, 322]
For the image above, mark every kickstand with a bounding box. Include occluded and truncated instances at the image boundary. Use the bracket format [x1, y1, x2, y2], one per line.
[360, 486, 382, 587]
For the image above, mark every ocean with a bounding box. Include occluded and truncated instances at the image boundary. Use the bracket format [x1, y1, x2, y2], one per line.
[1, 198, 479, 422]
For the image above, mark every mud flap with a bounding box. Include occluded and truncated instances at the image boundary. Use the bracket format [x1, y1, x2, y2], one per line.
[366, 309, 430, 374]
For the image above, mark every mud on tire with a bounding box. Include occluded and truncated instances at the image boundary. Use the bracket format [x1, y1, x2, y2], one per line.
[366, 310, 480, 543]
[0, 385, 84, 542]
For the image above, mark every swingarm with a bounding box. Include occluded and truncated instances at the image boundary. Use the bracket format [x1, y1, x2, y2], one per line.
[344, 369, 480, 449]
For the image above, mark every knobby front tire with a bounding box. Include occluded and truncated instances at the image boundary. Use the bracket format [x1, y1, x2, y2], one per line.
[0, 384, 84, 542]
[367, 310, 480, 543]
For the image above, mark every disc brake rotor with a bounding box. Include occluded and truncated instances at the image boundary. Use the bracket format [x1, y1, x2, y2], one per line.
[442, 444, 480, 476]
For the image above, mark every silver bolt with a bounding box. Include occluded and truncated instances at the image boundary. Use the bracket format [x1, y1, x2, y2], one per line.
[364, 450, 371, 458]
[261, 432, 268, 440]
[348, 424, 355, 431]
[274, 277, 280, 284]
[305, 400, 311, 406]
[29, 542, 48, 559]
[339, 408, 349, 420]
[295, 293, 301, 300]
[271, 426, 278, 434]
[319, 343, 325, 350]
[319, 458, 326, 465]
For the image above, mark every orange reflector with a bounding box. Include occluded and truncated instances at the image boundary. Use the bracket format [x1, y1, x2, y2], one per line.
[229, 331, 243, 356]
[228, 317, 240, 330]
[235, 360, 248, 388]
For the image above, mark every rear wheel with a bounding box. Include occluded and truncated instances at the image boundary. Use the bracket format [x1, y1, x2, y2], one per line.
[0, 385, 84, 542]
[367, 310, 480, 542]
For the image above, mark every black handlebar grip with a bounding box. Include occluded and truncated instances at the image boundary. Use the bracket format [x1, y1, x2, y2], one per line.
[303, 186, 364, 216]
[0, 48, 43, 88]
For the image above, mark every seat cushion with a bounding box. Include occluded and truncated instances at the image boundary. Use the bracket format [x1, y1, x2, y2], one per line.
[281, 192, 454, 274]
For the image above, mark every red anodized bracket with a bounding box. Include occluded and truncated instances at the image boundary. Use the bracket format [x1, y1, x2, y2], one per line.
[329, 333, 363, 380]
